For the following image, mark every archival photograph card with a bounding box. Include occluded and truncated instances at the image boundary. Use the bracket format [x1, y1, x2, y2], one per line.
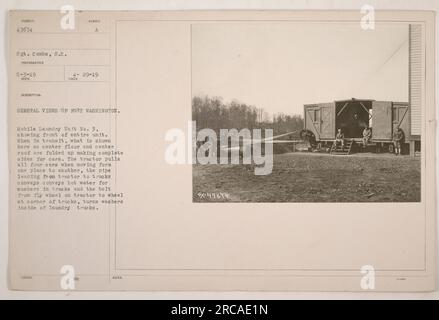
[7, 10, 436, 291]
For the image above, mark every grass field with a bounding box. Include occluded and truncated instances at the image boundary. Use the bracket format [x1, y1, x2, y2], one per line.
[193, 153, 421, 202]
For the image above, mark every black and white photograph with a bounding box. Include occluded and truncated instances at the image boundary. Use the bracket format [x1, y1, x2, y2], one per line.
[192, 23, 422, 202]
[2, 4, 437, 298]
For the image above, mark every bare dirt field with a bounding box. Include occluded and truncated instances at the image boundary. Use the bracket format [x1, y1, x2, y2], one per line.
[193, 153, 421, 202]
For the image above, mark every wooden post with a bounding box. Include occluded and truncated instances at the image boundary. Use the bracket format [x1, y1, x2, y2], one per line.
[409, 140, 416, 156]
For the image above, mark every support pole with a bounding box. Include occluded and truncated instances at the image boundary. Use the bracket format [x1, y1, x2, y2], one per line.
[409, 140, 415, 157]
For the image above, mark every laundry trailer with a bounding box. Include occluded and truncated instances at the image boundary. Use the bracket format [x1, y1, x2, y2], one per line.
[303, 98, 417, 154]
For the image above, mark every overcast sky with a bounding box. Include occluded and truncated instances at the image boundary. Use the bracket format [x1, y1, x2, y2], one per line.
[192, 23, 409, 116]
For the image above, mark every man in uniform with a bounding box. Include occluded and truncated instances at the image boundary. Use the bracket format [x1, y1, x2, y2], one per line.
[393, 126, 404, 156]
[362, 125, 372, 149]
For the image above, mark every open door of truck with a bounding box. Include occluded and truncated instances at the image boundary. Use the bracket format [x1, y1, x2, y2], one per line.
[320, 103, 335, 139]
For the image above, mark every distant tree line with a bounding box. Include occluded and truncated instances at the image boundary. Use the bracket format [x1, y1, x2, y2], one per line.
[192, 95, 303, 136]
